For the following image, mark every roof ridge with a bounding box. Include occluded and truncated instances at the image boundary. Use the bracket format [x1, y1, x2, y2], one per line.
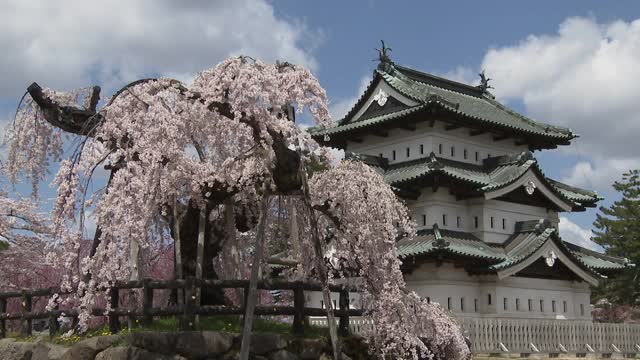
[392, 64, 484, 98]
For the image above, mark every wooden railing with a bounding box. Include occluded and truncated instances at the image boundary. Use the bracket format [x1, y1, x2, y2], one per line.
[0, 278, 362, 339]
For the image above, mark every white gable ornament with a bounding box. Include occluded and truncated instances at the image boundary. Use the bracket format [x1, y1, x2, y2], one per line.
[524, 180, 536, 195]
[544, 250, 557, 267]
[373, 89, 388, 107]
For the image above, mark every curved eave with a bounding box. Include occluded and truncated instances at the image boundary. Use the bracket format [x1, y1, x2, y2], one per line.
[491, 230, 603, 286]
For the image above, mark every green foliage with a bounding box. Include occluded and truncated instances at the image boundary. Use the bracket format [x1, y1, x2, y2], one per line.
[0, 240, 8, 251]
[592, 169, 640, 305]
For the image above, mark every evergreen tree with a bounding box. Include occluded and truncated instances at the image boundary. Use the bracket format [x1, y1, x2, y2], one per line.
[592, 169, 640, 305]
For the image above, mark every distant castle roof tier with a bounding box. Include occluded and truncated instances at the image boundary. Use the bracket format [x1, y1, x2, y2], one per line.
[348, 151, 601, 212]
[397, 221, 632, 286]
[312, 62, 575, 150]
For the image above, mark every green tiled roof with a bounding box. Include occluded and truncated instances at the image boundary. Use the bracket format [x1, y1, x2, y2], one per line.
[312, 62, 575, 146]
[396, 226, 504, 261]
[368, 152, 601, 209]
[397, 221, 631, 277]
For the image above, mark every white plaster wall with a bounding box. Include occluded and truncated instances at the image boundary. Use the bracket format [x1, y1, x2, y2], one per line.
[407, 188, 559, 244]
[347, 121, 529, 165]
[404, 263, 592, 320]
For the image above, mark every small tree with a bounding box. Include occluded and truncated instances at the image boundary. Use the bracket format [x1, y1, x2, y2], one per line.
[592, 169, 640, 306]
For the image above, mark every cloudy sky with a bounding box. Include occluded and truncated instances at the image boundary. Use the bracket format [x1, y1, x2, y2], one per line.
[1, 0, 639, 251]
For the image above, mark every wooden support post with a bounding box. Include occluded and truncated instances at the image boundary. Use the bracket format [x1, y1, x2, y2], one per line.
[142, 280, 153, 326]
[292, 284, 305, 336]
[20, 292, 32, 337]
[0, 298, 6, 339]
[109, 287, 120, 334]
[182, 277, 196, 331]
[48, 301, 59, 338]
[338, 288, 349, 337]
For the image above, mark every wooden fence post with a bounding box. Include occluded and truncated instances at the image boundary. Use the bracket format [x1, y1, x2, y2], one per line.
[109, 286, 120, 334]
[292, 284, 305, 336]
[48, 299, 59, 339]
[338, 288, 349, 337]
[182, 277, 196, 331]
[142, 279, 153, 326]
[20, 291, 32, 337]
[0, 297, 6, 339]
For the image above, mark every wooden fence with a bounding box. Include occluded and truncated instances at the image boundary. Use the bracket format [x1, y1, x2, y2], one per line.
[311, 316, 640, 355]
[0, 277, 362, 339]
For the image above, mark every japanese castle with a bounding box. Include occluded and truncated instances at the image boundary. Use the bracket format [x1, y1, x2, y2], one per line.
[311, 48, 632, 322]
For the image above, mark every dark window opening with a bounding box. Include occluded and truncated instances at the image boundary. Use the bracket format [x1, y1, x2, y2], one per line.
[563, 301, 567, 313]
[540, 299, 544, 312]
[442, 214, 447, 226]
[438, 144, 443, 154]
[503, 297, 508, 311]
[490, 217, 494, 228]
[420, 144, 424, 154]
[528, 299, 532, 312]
[552, 300, 556, 313]
[580, 304, 585, 316]
[502, 218, 506, 230]
[474, 299, 478, 312]
[463, 149, 468, 159]
[392, 150, 396, 160]
[447, 297, 451, 310]
[488, 294, 492, 305]
[379, 153, 383, 158]
[406, 147, 410, 157]
[450, 146, 455, 157]
[427, 297, 431, 304]
[460, 298, 465, 312]
[474, 216, 479, 228]
[422, 214, 427, 226]
[456, 216, 461, 228]
[516, 298, 520, 311]
[475, 151, 479, 161]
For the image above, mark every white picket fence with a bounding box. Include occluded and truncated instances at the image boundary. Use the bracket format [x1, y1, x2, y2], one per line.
[310, 316, 640, 355]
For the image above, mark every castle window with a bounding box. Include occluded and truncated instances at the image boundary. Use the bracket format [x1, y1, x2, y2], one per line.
[580, 304, 585, 316]
[540, 299, 544, 312]
[438, 144, 443, 154]
[502, 218, 506, 230]
[406, 147, 410, 157]
[392, 150, 396, 160]
[488, 294, 492, 305]
[463, 149, 468, 159]
[456, 216, 461, 228]
[420, 144, 424, 154]
[321, 300, 324, 309]
[516, 298, 520, 311]
[442, 214, 447, 226]
[487, 153, 491, 158]
[490, 217, 494, 228]
[460, 298, 465, 312]
[450, 146, 455, 157]
[528, 299, 532, 312]
[475, 151, 479, 161]
[422, 214, 427, 226]
[379, 153, 383, 158]
[447, 297, 452, 310]
[503, 297, 508, 311]
[474, 299, 478, 312]
[552, 300, 557, 313]
[474, 216, 479, 228]
[563, 301, 567, 313]
[427, 297, 431, 304]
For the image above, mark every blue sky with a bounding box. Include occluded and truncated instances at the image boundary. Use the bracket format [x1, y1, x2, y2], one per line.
[2, 0, 640, 250]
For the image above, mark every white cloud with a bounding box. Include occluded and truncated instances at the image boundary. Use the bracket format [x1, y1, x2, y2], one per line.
[480, 16, 640, 162]
[329, 75, 371, 121]
[561, 158, 640, 191]
[0, 0, 320, 97]
[440, 66, 477, 86]
[559, 216, 602, 252]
